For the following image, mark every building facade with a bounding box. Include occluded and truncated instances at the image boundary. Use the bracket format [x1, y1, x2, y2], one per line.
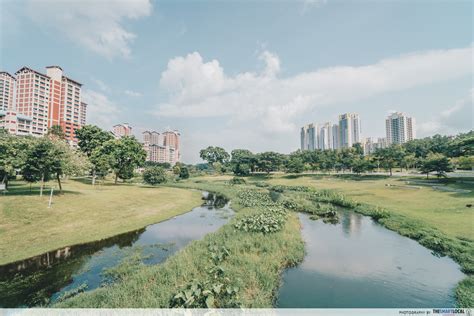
[0, 66, 86, 143]
[338, 113, 361, 148]
[142, 130, 181, 165]
[112, 123, 132, 138]
[385, 112, 416, 144]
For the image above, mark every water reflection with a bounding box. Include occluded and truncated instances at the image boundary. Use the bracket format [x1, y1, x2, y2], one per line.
[277, 210, 465, 308]
[0, 192, 234, 307]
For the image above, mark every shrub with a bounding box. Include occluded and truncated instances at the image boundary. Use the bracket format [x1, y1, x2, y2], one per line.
[229, 177, 246, 185]
[143, 166, 167, 185]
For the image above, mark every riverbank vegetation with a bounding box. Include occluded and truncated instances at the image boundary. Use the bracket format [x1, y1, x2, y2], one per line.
[55, 180, 304, 307]
[0, 179, 202, 265]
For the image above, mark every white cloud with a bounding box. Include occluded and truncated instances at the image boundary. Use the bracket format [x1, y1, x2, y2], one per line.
[156, 46, 473, 137]
[301, 0, 328, 14]
[419, 89, 474, 136]
[124, 90, 143, 97]
[26, 0, 152, 59]
[91, 78, 110, 92]
[82, 89, 120, 128]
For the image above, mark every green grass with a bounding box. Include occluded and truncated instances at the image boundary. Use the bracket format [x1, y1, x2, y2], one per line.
[266, 174, 474, 240]
[262, 176, 474, 308]
[55, 179, 304, 307]
[0, 179, 202, 265]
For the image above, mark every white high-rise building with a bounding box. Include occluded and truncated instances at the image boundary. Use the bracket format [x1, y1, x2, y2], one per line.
[331, 124, 339, 150]
[338, 113, 361, 148]
[385, 112, 416, 144]
[300, 123, 318, 150]
[319, 122, 333, 150]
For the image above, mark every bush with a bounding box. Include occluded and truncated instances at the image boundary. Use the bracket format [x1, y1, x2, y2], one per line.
[179, 166, 190, 179]
[143, 166, 167, 185]
[229, 177, 246, 185]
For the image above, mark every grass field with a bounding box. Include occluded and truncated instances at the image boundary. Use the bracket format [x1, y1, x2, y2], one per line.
[0, 179, 202, 265]
[264, 174, 474, 240]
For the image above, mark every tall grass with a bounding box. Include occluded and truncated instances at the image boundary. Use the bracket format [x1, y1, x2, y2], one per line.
[55, 181, 304, 307]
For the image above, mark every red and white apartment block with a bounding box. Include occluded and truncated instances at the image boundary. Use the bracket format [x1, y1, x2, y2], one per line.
[0, 66, 87, 144]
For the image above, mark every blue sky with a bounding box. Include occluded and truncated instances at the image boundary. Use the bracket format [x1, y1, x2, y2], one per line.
[1, 0, 472, 163]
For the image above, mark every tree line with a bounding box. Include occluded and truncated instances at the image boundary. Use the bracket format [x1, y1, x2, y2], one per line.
[199, 131, 473, 178]
[0, 125, 190, 193]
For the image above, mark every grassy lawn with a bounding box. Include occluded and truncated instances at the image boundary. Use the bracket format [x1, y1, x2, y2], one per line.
[0, 179, 202, 265]
[265, 174, 474, 240]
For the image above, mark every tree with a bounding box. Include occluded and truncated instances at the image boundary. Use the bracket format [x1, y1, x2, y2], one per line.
[22, 138, 58, 196]
[103, 136, 147, 184]
[47, 125, 66, 140]
[172, 163, 182, 175]
[419, 153, 453, 178]
[453, 156, 474, 170]
[199, 146, 230, 166]
[49, 138, 91, 193]
[230, 149, 255, 176]
[402, 154, 417, 170]
[179, 166, 190, 179]
[351, 157, 372, 175]
[143, 166, 167, 185]
[256, 152, 285, 173]
[0, 134, 31, 189]
[76, 125, 114, 185]
[285, 156, 304, 173]
[374, 147, 395, 176]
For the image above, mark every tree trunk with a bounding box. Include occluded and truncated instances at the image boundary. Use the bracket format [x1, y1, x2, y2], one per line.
[426, 173, 429, 179]
[56, 173, 62, 193]
[2, 174, 8, 190]
[115, 173, 118, 184]
[92, 169, 96, 186]
[40, 174, 44, 197]
[389, 167, 392, 176]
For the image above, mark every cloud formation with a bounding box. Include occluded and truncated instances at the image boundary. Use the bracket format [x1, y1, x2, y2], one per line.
[156, 46, 473, 136]
[82, 89, 120, 127]
[26, 0, 152, 59]
[419, 89, 474, 136]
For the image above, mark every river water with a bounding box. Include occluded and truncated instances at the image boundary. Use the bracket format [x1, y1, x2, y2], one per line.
[0, 192, 233, 307]
[276, 211, 465, 307]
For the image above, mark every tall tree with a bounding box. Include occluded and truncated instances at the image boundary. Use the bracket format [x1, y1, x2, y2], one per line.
[0, 134, 31, 189]
[22, 138, 58, 196]
[230, 149, 255, 176]
[419, 153, 453, 178]
[256, 151, 285, 173]
[103, 136, 147, 184]
[47, 125, 66, 140]
[200, 146, 230, 165]
[76, 125, 114, 185]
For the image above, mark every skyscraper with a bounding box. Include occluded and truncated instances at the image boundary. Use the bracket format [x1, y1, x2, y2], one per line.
[385, 112, 416, 144]
[7, 66, 86, 142]
[338, 113, 361, 148]
[300, 123, 318, 150]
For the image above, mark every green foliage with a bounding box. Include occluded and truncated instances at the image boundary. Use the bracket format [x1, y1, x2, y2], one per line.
[55, 283, 88, 303]
[230, 149, 256, 176]
[237, 189, 275, 207]
[419, 153, 453, 178]
[455, 276, 474, 308]
[47, 125, 66, 140]
[179, 166, 190, 179]
[234, 206, 287, 234]
[285, 156, 304, 173]
[229, 177, 246, 185]
[256, 151, 285, 173]
[170, 243, 239, 308]
[102, 136, 147, 183]
[199, 146, 230, 165]
[143, 166, 167, 185]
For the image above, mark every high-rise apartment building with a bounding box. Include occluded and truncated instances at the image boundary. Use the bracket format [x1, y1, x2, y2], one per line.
[331, 124, 340, 150]
[338, 113, 361, 148]
[385, 112, 416, 144]
[0, 72, 15, 111]
[142, 129, 181, 165]
[112, 123, 132, 138]
[318, 122, 333, 150]
[300, 123, 318, 150]
[1, 66, 86, 143]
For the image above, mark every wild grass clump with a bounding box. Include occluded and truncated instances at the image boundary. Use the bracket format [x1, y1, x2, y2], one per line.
[270, 185, 312, 193]
[228, 177, 246, 185]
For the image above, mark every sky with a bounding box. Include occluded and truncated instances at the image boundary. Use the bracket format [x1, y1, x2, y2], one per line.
[0, 0, 472, 163]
